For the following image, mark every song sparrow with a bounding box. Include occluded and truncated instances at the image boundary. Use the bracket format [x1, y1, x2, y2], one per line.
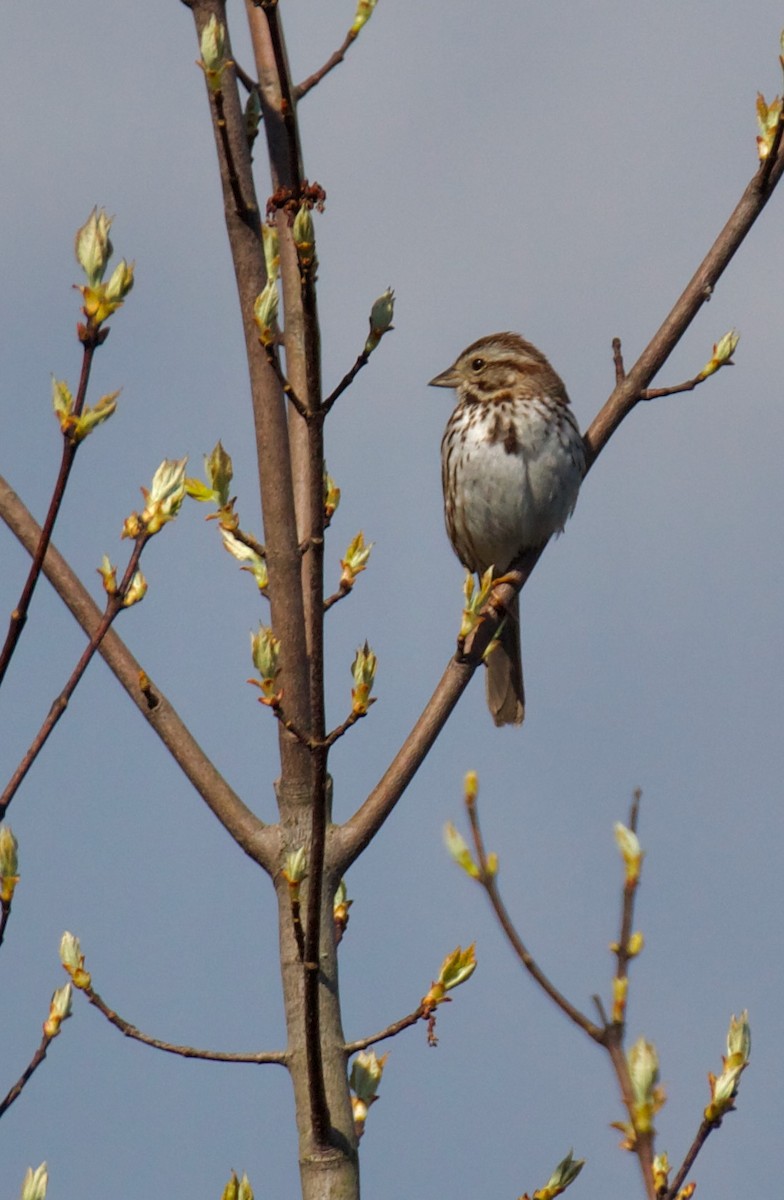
[430, 332, 585, 726]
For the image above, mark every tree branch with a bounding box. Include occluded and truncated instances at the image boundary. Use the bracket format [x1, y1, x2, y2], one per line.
[1, 533, 150, 819]
[0, 1031, 55, 1119]
[0, 337, 100, 689]
[82, 983, 288, 1065]
[464, 785, 603, 1043]
[294, 30, 358, 102]
[344, 1005, 427, 1054]
[0, 474, 275, 871]
[334, 135, 784, 876]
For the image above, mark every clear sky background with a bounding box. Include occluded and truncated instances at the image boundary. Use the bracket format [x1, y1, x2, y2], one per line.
[2, 2, 783, 1197]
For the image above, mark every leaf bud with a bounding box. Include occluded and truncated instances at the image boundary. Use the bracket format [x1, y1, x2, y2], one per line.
[614, 822, 643, 886]
[350, 0, 378, 36]
[199, 15, 232, 92]
[253, 281, 279, 345]
[698, 329, 740, 380]
[0, 826, 19, 903]
[75, 208, 113, 287]
[59, 931, 91, 990]
[351, 641, 377, 715]
[364, 287, 395, 354]
[43, 983, 73, 1038]
[323, 472, 341, 522]
[532, 1149, 585, 1200]
[222, 530, 268, 590]
[443, 822, 480, 880]
[20, 1163, 48, 1200]
[340, 531, 373, 589]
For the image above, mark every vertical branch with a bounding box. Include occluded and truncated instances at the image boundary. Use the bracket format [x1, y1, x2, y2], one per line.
[246, 0, 335, 1155]
[189, 0, 312, 783]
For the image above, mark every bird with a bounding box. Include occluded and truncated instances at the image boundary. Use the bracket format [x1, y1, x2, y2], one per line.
[430, 332, 585, 726]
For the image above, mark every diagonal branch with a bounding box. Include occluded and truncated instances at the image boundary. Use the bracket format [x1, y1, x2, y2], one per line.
[0, 1031, 56, 1119]
[334, 135, 784, 877]
[1, 533, 150, 819]
[0, 474, 277, 872]
[465, 784, 603, 1043]
[0, 338, 101, 689]
[294, 30, 358, 101]
[344, 1005, 427, 1054]
[583, 136, 784, 471]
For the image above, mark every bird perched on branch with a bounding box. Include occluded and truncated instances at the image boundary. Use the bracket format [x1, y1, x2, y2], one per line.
[430, 332, 585, 726]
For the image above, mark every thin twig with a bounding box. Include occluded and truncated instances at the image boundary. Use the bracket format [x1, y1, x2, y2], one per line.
[665, 1118, 715, 1199]
[323, 581, 351, 611]
[295, 30, 357, 101]
[344, 1005, 427, 1054]
[83, 984, 287, 1064]
[0, 1032, 55, 1118]
[233, 59, 258, 93]
[322, 349, 370, 415]
[612, 790, 643, 1018]
[0, 535, 149, 819]
[641, 367, 729, 402]
[0, 900, 11, 949]
[465, 790, 604, 1043]
[263, 342, 312, 422]
[0, 337, 100, 689]
[612, 337, 626, 385]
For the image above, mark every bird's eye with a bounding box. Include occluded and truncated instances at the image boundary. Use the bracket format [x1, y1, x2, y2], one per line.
[470, 357, 485, 372]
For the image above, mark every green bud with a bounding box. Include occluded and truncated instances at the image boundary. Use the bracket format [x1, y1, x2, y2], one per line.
[135, 457, 188, 535]
[43, 983, 73, 1037]
[204, 441, 234, 507]
[444, 821, 480, 879]
[323, 472, 341, 521]
[75, 208, 113, 287]
[262, 225, 280, 282]
[220, 1172, 239, 1200]
[282, 846, 308, 885]
[59, 930, 91, 989]
[121, 569, 147, 608]
[438, 943, 476, 992]
[350, 0, 378, 36]
[199, 15, 232, 92]
[237, 1173, 254, 1200]
[104, 258, 135, 304]
[364, 287, 395, 353]
[221, 530, 268, 590]
[96, 555, 118, 596]
[0, 826, 19, 903]
[253, 281, 279, 345]
[292, 205, 317, 271]
[533, 1149, 585, 1200]
[698, 329, 740, 380]
[351, 641, 377, 714]
[614, 821, 643, 885]
[340, 531, 373, 588]
[20, 1163, 48, 1200]
[251, 625, 280, 685]
[349, 1049, 387, 1105]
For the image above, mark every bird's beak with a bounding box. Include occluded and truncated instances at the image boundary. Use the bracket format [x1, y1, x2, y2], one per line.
[428, 364, 460, 388]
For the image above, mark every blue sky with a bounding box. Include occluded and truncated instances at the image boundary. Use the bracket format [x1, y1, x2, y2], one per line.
[1, 2, 783, 1197]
